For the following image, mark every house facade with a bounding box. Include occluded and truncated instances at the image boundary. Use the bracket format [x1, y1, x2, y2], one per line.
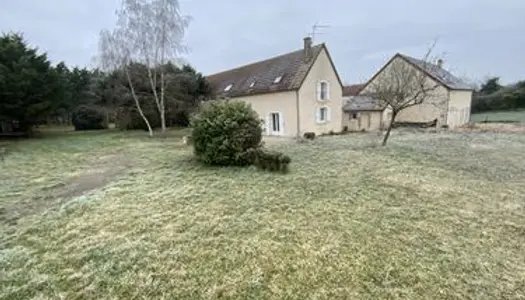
[207, 37, 344, 137]
[359, 53, 474, 129]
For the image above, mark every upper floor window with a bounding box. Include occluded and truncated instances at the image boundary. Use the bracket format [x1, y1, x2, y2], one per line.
[320, 82, 328, 99]
[249, 81, 256, 88]
[317, 80, 330, 101]
[274, 76, 283, 84]
[224, 84, 233, 92]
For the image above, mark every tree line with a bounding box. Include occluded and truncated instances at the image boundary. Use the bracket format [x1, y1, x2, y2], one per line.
[471, 77, 525, 113]
[0, 32, 211, 135]
[1, 0, 211, 136]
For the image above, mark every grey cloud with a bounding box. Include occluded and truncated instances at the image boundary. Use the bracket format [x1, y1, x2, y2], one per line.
[1, 0, 523, 84]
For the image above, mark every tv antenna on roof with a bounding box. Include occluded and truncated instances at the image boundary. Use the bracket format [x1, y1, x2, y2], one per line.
[310, 22, 330, 42]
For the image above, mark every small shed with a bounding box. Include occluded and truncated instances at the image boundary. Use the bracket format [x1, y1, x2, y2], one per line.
[342, 96, 389, 131]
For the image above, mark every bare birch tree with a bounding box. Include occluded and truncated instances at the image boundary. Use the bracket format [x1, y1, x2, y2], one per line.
[98, 0, 190, 135]
[365, 45, 442, 146]
[99, 28, 154, 136]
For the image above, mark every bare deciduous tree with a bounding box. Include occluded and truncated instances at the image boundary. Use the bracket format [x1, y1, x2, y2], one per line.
[365, 45, 442, 146]
[99, 0, 190, 135]
[99, 29, 154, 136]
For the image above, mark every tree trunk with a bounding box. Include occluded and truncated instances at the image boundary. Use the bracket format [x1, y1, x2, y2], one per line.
[160, 72, 166, 133]
[382, 111, 397, 146]
[147, 67, 166, 133]
[160, 107, 166, 133]
[105, 110, 110, 129]
[125, 69, 154, 137]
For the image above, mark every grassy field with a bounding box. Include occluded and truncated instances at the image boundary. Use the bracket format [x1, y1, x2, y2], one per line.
[1, 128, 525, 299]
[471, 109, 525, 123]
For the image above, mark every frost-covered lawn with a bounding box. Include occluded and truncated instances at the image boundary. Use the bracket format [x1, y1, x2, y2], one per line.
[471, 109, 525, 123]
[1, 129, 525, 299]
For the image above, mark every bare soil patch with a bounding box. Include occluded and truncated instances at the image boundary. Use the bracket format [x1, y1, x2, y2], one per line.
[60, 154, 130, 199]
[1, 154, 131, 226]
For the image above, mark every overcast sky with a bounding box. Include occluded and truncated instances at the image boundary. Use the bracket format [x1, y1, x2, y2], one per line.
[1, 0, 524, 85]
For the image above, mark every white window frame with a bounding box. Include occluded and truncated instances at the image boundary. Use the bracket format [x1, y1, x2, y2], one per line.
[274, 76, 283, 84]
[266, 111, 284, 136]
[224, 84, 233, 92]
[317, 80, 330, 101]
[249, 81, 256, 88]
[315, 106, 331, 124]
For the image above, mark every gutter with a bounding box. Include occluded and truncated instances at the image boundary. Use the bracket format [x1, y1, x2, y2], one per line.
[295, 90, 301, 138]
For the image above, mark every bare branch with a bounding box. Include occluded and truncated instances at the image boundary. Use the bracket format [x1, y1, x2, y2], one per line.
[362, 41, 444, 145]
[98, 0, 190, 133]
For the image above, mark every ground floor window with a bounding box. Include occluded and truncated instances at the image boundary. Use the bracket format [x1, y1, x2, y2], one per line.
[267, 112, 283, 135]
[270, 112, 280, 132]
[316, 107, 330, 123]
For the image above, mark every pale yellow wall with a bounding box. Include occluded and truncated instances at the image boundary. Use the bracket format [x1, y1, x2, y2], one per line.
[342, 111, 383, 131]
[298, 48, 344, 135]
[361, 56, 449, 126]
[447, 90, 473, 127]
[382, 106, 393, 129]
[231, 91, 298, 136]
[342, 112, 356, 131]
[369, 111, 383, 131]
[225, 48, 343, 137]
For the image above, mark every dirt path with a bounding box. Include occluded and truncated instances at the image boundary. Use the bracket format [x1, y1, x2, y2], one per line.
[59, 154, 130, 199]
[1, 154, 131, 227]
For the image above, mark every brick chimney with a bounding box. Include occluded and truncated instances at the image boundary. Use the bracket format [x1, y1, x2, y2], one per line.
[303, 36, 313, 62]
[437, 59, 444, 68]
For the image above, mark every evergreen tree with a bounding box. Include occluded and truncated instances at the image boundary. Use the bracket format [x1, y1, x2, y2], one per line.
[0, 33, 62, 131]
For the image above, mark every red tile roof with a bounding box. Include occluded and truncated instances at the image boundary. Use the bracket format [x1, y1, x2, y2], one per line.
[343, 84, 365, 97]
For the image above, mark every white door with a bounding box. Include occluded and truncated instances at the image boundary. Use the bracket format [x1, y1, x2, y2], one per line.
[268, 112, 283, 136]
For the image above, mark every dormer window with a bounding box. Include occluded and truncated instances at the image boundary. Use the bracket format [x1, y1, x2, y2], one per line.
[224, 84, 233, 92]
[249, 81, 256, 88]
[274, 76, 283, 84]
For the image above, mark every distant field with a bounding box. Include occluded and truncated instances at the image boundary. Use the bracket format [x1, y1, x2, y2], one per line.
[2, 128, 525, 299]
[471, 110, 525, 123]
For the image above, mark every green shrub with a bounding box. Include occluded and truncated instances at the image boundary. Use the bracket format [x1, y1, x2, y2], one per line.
[303, 132, 316, 140]
[115, 107, 160, 131]
[72, 105, 108, 131]
[191, 101, 263, 166]
[169, 110, 191, 127]
[250, 148, 291, 173]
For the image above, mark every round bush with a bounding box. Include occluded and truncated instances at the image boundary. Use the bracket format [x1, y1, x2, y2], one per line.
[191, 101, 262, 166]
[303, 132, 316, 140]
[72, 105, 108, 131]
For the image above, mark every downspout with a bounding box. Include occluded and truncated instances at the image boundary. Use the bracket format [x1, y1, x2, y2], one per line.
[295, 90, 301, 138]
